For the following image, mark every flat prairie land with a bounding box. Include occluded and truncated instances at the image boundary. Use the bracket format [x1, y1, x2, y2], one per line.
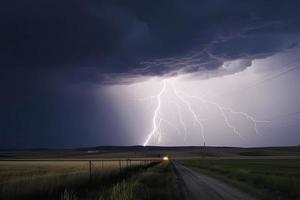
[0, 146, 299, 199]
[0, 160, 146, 184]
[180, 158, 300, 199]
[0, 160, 155, 200]
[1, 146, 300, 160]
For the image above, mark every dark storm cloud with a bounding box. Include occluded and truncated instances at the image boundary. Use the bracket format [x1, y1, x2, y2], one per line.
[1, 0, 300, 83]
[0, 68, 129, 148]
[1, 0, 300, 148]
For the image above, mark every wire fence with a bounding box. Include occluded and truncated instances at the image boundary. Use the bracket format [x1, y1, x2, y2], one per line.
[0, 159, 161, 183]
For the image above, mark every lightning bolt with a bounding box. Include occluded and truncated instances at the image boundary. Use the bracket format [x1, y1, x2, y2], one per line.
[172, 84, 206, 145]
[181, 94, 270, 137]
[171, 100, 188, 142]
[143, 80, 167, 146]
[142, 78, 270, 146]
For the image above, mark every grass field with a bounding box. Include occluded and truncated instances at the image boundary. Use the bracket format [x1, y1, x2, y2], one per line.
[111, 162, 183, 200]
[0, 159, 182, 200]
[180, 159, 300, 199]
[0, 160, 155, 200]
[105, 161, 183, 200]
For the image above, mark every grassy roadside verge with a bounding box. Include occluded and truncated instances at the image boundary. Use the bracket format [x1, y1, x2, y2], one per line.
[104, 161, 183, 200]
[180, 159, 300, 200]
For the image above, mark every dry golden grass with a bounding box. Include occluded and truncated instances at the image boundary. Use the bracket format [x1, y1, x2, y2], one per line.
[0, 160, 150, 199]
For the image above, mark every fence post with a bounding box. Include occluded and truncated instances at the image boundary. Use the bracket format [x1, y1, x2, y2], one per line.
[119, 160, 121, 172]
[89, 160, 92, 183]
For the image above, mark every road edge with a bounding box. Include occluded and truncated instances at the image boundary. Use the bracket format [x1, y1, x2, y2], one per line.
[171, 161, 190, 200]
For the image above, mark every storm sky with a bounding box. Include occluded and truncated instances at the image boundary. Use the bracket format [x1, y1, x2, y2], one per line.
[1, 0, 300, 148]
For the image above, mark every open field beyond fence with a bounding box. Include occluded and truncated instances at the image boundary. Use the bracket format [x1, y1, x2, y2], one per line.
[0, 159, 158, 200]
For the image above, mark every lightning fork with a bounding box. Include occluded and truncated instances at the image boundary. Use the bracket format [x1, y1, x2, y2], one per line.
[182, 93, 270, 137]
[143, 80, 167, 146]
[172, 83, 206, 145]
[171, 100, 188, 142]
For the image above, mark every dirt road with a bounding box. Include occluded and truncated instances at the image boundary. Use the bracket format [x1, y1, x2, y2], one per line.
[173, 162, 257, 200]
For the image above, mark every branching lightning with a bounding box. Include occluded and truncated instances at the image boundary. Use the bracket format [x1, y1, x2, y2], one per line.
[171, 100, 188, 142]
[172, 84, 206, 145]
[142, 78, 270, 146]
[182, 94, 270, 138]
[143, 80, 167, 146]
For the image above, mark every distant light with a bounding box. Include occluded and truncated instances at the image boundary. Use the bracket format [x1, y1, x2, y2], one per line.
[163, 156, 169, 161]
